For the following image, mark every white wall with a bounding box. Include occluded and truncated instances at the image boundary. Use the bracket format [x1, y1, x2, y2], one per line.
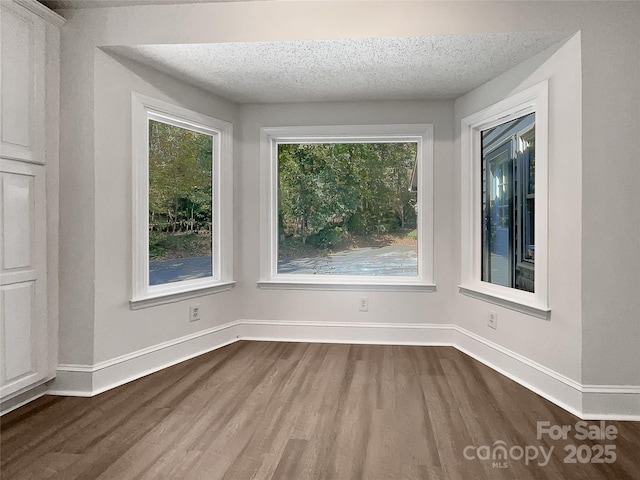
[58, 18, 96, 365]
[579, 11, 640, 390]
[238, 100, 455, 325]
[44, 13, 61, 384]
[90, 51, 241, 364]
[59, 34, 242, 368]
[56, 1, 640, 408]
[454, 35, 583, 382]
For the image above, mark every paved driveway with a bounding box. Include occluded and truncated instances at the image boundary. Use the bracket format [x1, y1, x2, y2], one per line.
[149, 245, 418, 285]
[278, 245, 417, 276]
[149, 256, 212, 285]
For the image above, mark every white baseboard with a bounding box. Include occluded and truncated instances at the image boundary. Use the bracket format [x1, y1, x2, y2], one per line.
[45, 319, 639, 421]
[451, 326, 585, 418]
[240, 319, 455, 346]
[49, 321, 242, 397]
[581, 386, 640, 421]
[0, 381, 50, 416]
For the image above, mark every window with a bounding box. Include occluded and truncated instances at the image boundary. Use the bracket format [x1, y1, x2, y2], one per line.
[481, 113, 535, 292]
[259, 125, 434, 290]
[147, 119, 213, 286]
[460, 82, 549, 317]
[131, 94, 233, 308]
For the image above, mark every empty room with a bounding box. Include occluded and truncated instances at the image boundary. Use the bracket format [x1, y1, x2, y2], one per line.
[1, 0, 639, 478]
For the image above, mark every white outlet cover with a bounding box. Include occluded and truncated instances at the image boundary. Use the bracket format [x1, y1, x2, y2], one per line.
[359, 298, 369, 312]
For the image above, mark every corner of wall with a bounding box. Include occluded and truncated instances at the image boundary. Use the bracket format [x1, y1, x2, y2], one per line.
[57, 24, 97, 367]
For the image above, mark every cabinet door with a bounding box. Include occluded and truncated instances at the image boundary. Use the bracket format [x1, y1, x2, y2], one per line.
[0, 1, 46, 165]
[0, 1, 49, 399]
[0, 161, 48, 397]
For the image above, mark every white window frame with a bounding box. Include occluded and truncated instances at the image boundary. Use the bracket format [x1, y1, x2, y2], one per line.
[460, 81, 550, 318]
[258, 124, 434, 291]
[130, 93, 234, 309]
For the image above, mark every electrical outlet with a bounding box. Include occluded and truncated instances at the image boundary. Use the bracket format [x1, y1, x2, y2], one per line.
[359, 297, 369, 312]
[189, 305, 201, 322]
[487, 311, 497, 329]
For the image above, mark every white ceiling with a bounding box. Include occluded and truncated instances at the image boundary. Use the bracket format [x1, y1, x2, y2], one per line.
[108, 32, 568, 104]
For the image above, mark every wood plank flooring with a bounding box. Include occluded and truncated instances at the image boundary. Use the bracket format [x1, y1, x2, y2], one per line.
[1, 341, 639, 479]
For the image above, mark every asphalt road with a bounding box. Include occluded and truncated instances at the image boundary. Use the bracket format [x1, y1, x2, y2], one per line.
[278, 245, 418, 276]
[149, 256, 212, 285]
[149, 245, 418, 285]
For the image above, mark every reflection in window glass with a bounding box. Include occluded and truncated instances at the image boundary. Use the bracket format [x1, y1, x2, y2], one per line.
[148, 119, 213, 285]
[481, 113, 535, 292]
[277, 142, 418, 276]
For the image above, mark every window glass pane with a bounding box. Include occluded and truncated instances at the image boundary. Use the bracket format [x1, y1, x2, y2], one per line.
[481, 113, 535, 292]
[277, 142, 418, 276]
[483, 144, 512, 287]
[148, 119, 213, 286]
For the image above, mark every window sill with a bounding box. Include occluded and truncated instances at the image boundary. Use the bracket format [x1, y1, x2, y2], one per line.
[130, 281, 235, 310]
[458, 285, 550, 319]
[258, 279, 436, 292]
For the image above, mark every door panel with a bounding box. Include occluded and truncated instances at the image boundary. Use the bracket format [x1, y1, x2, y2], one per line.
[0, 161, 47, 398]
[0, 2, 45, 165]
[2, 172, 34, 271]
[0, 1, 54, 403]
[1, 282, 37, 387]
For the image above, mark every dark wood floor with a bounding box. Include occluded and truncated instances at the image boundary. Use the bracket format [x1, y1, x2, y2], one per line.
[1, 342, 639, 479]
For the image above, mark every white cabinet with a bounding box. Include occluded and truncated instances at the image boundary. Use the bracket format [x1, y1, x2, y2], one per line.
[1, 0, 45, 164]
[0, 0, 62, 403]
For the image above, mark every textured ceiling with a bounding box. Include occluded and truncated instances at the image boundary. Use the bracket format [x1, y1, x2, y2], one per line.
[109, 33, 568, 104]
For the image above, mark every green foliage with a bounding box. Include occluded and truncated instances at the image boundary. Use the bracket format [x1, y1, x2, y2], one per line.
[148, 120, 213, 237]
[407, 229, 417, 240]
[308, 226, 345, 249]
[149, 231, 166, 258]
[149, 231, 211, 260]
[278, 142, 417, 249]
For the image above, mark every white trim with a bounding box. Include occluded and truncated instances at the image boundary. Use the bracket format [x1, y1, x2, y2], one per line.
[460, 81, 549, 316]
[581, 391, 640, 421]
[42, 320, 639, 420]
[451, 325, 583, 418]
[459, 285, 550, 319]
[241, 320, 455, 346]
[259, 124, 434, 289]
[581, 385, 640, 394]
[129, 281, 235, 310]
[48, 369, 93, 397]
[1, 391, 47, 416]
[257, 280, 436, 292]
[130, 93, 234, 307]
[0, 382, 49, 416]
[13, 0, 66, 27]
[50, 321, 243, 397]
[579, 413, 640, 422]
